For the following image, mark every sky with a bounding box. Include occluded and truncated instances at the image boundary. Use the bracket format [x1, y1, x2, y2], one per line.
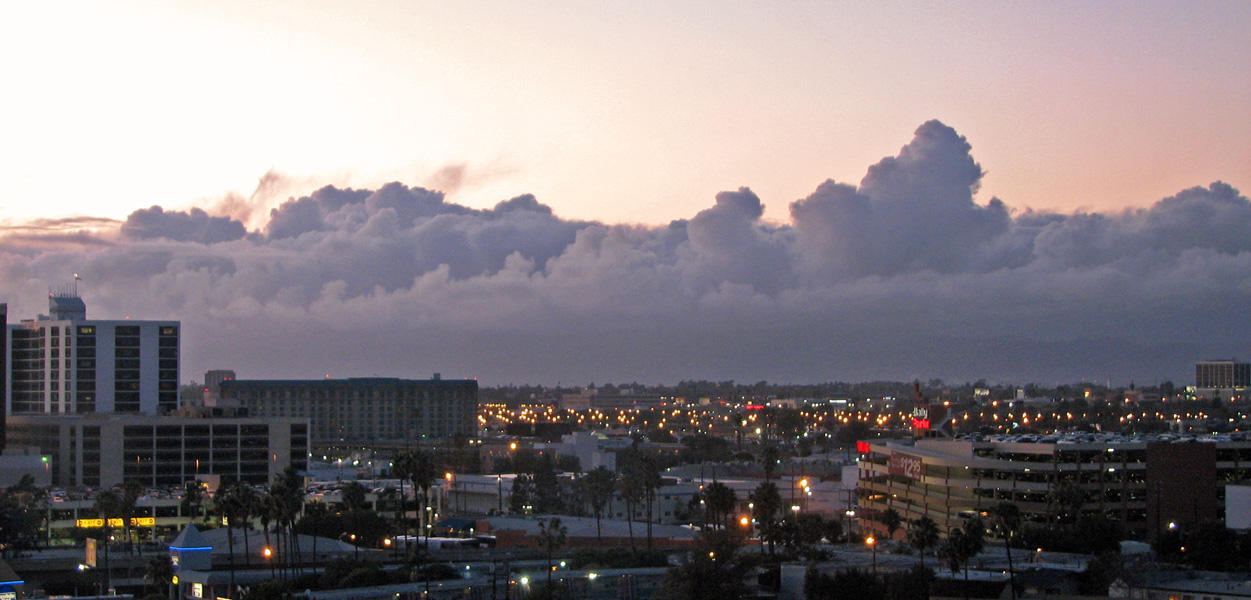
[1, 1, 1249, 386]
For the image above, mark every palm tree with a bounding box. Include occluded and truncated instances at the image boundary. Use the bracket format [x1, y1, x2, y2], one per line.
[406, 449, 438, 552]
[881, 507, 903, 541]
[582, 467, 616, 545]
[617, 455, 645, 554]
[143, 554, 174, 598]
[908, 515, 940, 569]
[181, 480, 205, 523]
[392, 452, 417, 539]
[93, 489, 123, 593]
[750, 482, 782, 555]
[214, 480, 241, 592]
[537, 517, 568, 598]
[342, 481, 369, 512]
[760, 445, 780, 482]
[704, 482, 736, 530]
[236, 483, 259, 568]
[258, 488, 281, 579]
[989, 503, 1022, 600]
[939, 518, 985, 599]
[640, 455, 662, 550]
[272, 466, 305, 577]
[121, 481, 144, 552]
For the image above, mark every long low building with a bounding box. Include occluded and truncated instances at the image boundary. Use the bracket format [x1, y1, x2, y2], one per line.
[220, 376, 477, 446]
[857, 434, 1251, 540]
[7, 412, 308, 487]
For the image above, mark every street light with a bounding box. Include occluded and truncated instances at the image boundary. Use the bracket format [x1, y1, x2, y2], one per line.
[865, 535, 877, 575]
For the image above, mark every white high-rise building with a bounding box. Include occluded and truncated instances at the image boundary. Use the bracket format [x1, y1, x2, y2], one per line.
[6, 293, 179, 415]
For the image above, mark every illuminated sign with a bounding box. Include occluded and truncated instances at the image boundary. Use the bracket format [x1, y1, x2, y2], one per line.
[745, 404, 765, 410]
[192, 583, 203, 598]
[855, 441, 871, 454]
[76, 517, 157, 528]
[911, 418, 931, 430]
[888, 453, 922, 480]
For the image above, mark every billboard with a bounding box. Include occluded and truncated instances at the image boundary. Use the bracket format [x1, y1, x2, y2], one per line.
[888, 453, 922, 480]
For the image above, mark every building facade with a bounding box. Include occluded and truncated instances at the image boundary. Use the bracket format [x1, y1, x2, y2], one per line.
[857, 435, 1251, 540]
[1196, 360, 1251, 390]
[6, 413, 308, 487]
[220, 376, 478, 445]
[6, 294, 179, 415]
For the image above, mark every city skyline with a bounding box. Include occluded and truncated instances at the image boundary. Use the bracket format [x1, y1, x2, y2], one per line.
[0, 2, 1248, 386]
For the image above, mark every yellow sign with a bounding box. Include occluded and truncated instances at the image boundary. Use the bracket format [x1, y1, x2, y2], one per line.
[76, 517, 157, 528]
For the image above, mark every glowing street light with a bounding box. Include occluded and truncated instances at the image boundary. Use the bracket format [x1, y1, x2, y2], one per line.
[865, 535, 877, 574]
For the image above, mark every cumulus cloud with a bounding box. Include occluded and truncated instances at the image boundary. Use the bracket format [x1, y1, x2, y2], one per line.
[121, 206, 247, 244]
[2, 120, 1248, 385]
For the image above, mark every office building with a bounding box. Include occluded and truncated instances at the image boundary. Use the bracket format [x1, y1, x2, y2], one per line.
[6, 412, 308, 487]
[1196, 360, 1251, 390]
[220, 376, 478, 445]
[6, 293, 179, 415]
[856, 434, 1251, 540]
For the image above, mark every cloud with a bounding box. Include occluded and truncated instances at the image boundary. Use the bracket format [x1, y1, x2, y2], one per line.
[2, 121, 1248, 385]
[121, 206, 247, 244]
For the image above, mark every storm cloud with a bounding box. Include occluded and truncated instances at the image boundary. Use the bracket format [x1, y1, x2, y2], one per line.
[2, 120, 1247, 385]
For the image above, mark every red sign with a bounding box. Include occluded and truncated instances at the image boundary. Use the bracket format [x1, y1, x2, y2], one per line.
[888, 453, 922, 480]
[745, 404, 765, 410]
[911, 417, 931, 430]
[855, 441, 871, 454]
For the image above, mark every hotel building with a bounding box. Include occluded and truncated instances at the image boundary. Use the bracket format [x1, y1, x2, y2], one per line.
[220, 376, 478, 446]
[6, 293, 179, 415]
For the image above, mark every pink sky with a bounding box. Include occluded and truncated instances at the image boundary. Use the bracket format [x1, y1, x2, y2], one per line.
[1, 1, 1248, 227]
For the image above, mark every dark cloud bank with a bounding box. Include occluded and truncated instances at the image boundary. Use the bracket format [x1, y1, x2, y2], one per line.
[3, 120, 1248, 385]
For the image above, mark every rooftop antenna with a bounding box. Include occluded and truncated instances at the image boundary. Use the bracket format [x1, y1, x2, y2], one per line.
[73, 273, 81, 297]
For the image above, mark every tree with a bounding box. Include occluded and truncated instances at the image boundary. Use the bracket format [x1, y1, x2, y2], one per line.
[703, 482, 737, 530]
[750, 482, 782, 555]
[235, 483, 259, 568]
[822, 516, 844, 545]
[94, 489, 124, 592]
[510, 474, 535, 514]
[582, 467, 616, 545]
[781, 513, 827, 556]
[214, 480, 242, 592]
[537, 517, 568, 597]
[341, 481, 369, 512]
[639, 454, 663, 550]
[656, 530, 748, 600]
[391, 451, 416, 537]
[122, 481, 145, 551]
[880, 508, 903, 541]
[617, 454, 645, 554]
[908, 516, 940, 569]
[938, 518, 985, 598]
[144, 555, 174, 598]
[181, 480, 205, 522]
[760, 445, 781, 481]
[988, 503, 1022, 600]
[0, 475, 46, 557]
[404, 449, 438, 550]
[278, 467, 306, 576]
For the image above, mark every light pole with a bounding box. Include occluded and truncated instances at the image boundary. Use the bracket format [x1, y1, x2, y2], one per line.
[866, 535, 876, 575]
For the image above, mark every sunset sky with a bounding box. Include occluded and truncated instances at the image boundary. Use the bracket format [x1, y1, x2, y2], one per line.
[1, 2, 1249, 386]
[3, 1, 1247, 226]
